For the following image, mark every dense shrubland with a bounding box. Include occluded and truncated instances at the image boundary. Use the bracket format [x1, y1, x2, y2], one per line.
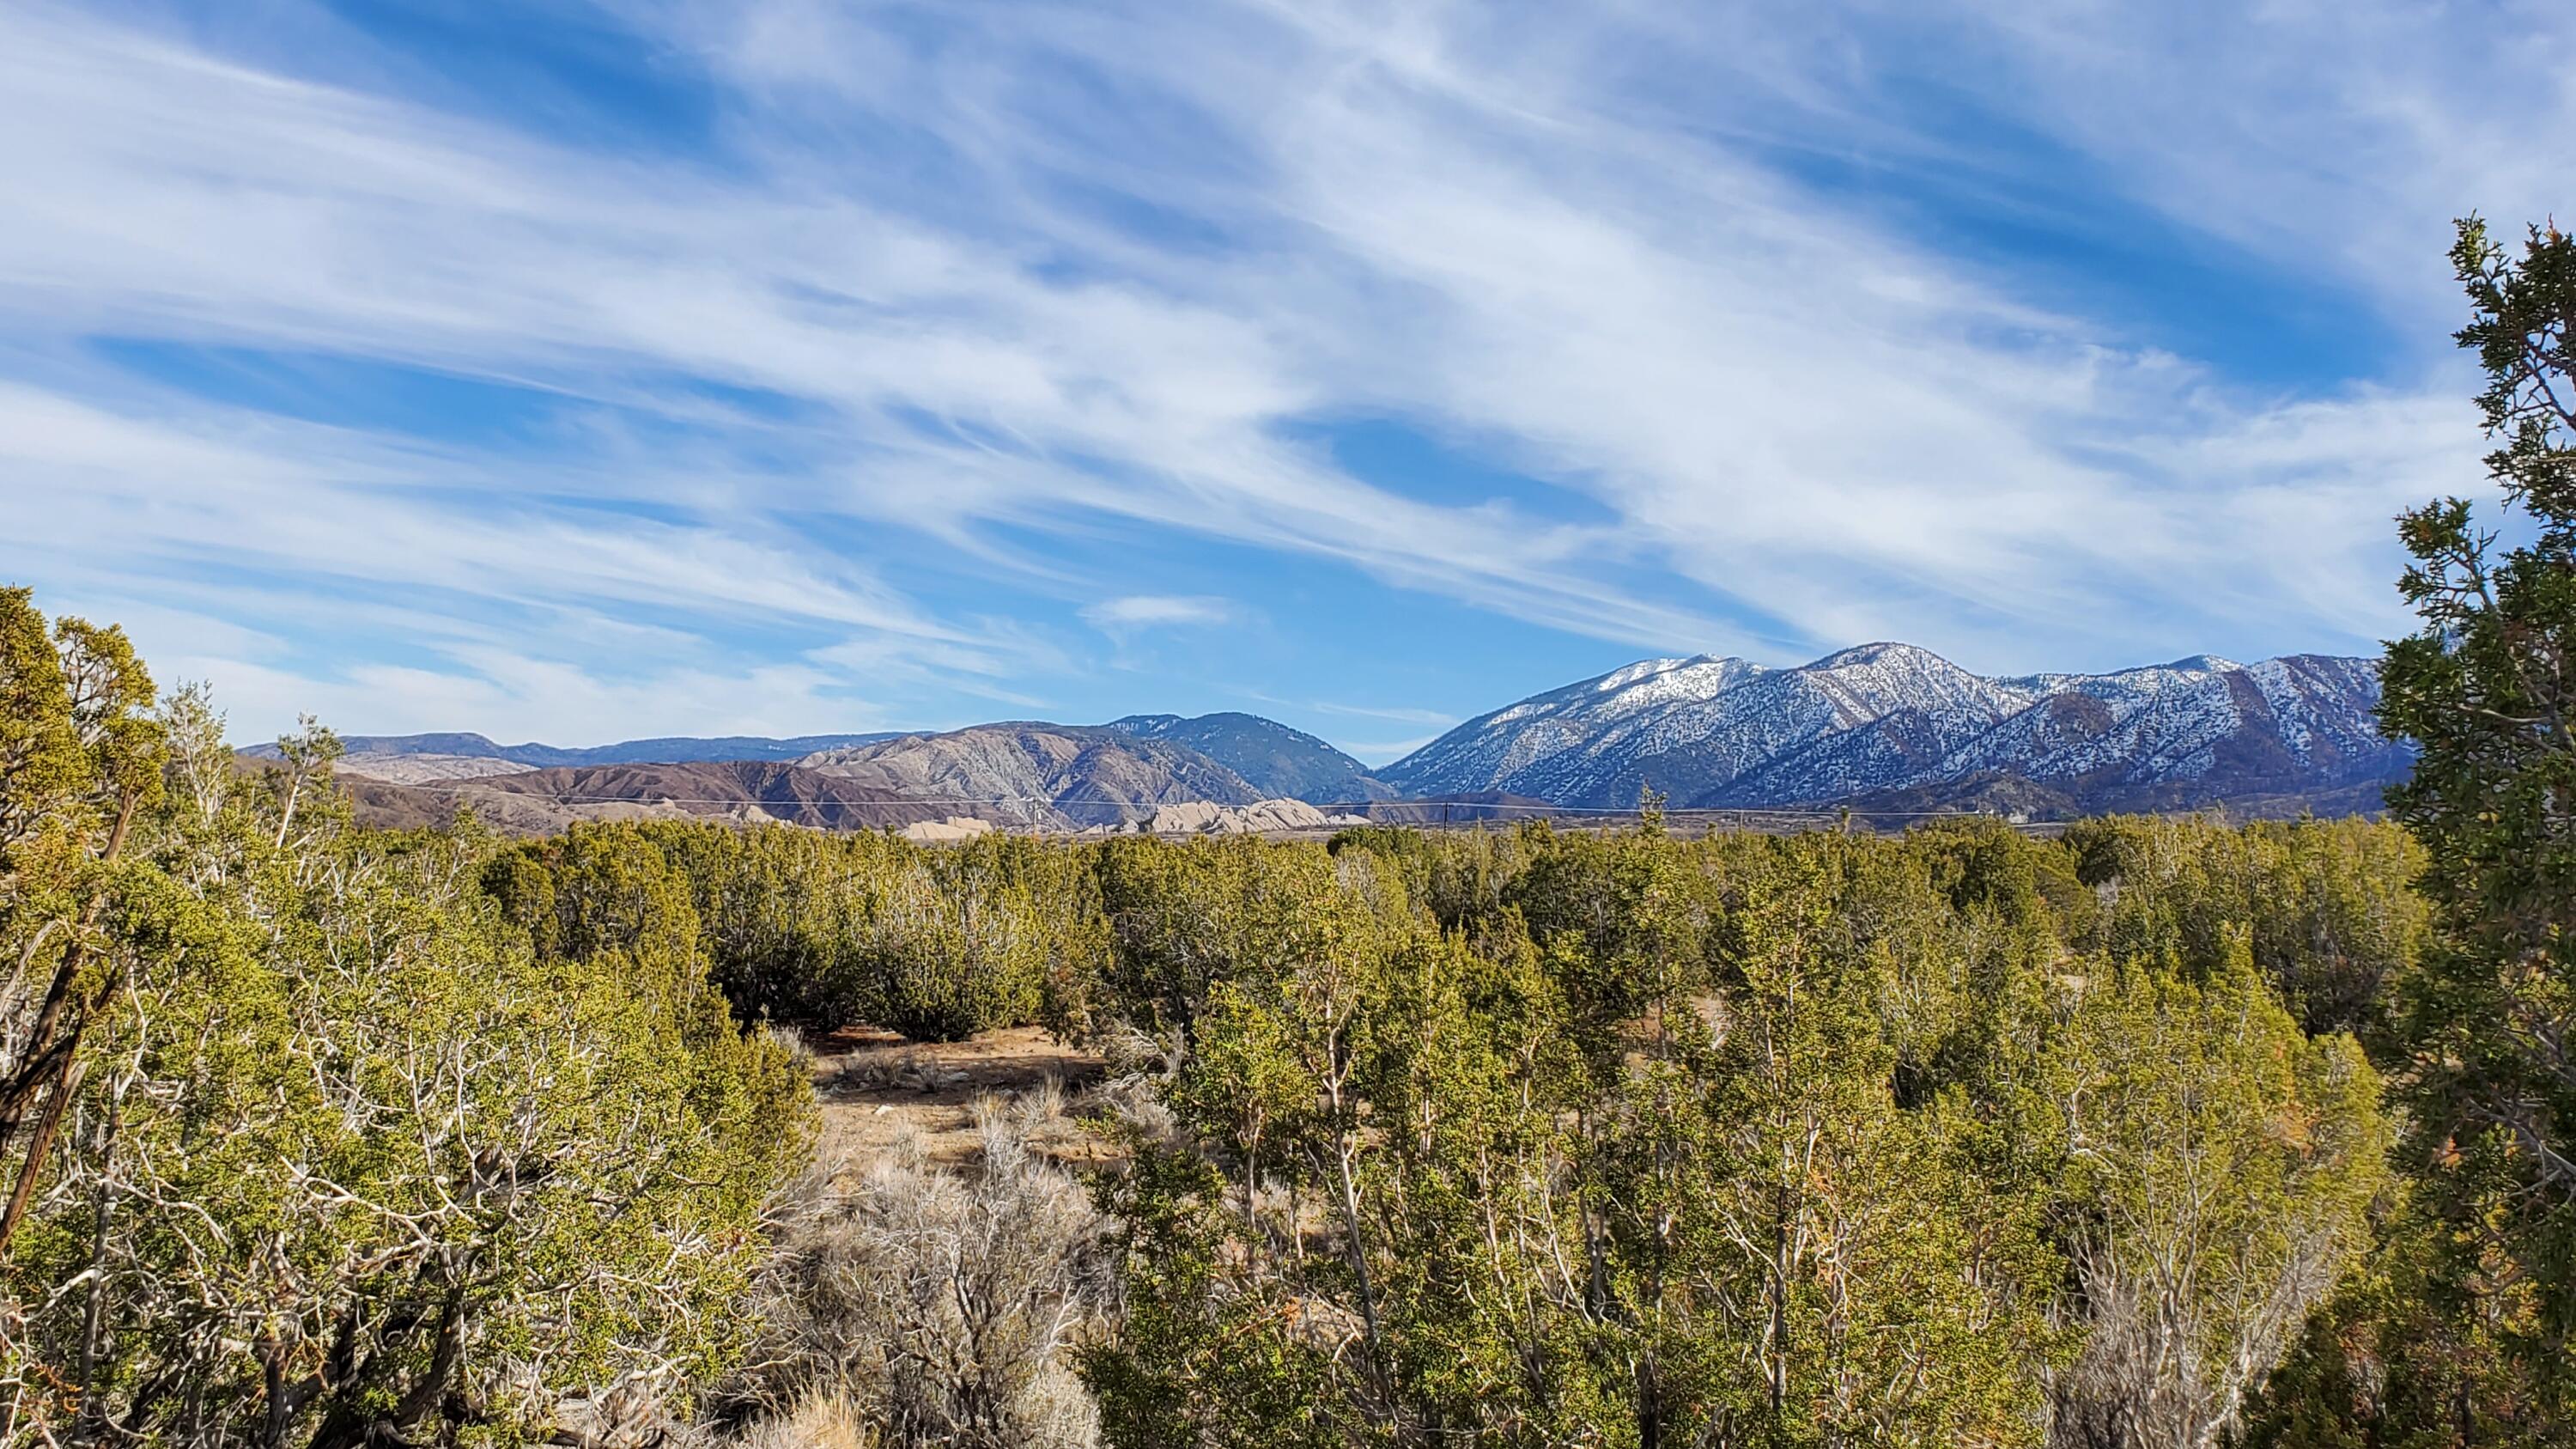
[1069, 818, 2402, 1448]
[3, 216, 2572, 1446]
[636, 824, 1105, 1044]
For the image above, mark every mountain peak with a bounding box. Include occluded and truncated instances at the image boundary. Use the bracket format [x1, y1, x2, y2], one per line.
[1589, 656, 1707, 693]
[1804, 641, 1961, 673]
[1100, 711, 1395, 803]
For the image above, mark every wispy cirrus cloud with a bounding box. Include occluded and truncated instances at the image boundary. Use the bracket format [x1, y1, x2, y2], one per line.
[1309, 702, 1460, 728]
[1, 0, 2559, 746]
[1081, 595, 1236, 632]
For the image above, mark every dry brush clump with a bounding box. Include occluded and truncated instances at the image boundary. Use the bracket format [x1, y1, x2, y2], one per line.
[724, 1391, 874, 1449]
[716, 1090, 1113, 1449]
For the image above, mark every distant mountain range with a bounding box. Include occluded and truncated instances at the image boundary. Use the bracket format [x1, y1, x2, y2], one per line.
[1380, 643, 2406, 818]
[246, 729, 902, 773]
[289, 644, 2407, 833]
[307, 713, 1396, 831]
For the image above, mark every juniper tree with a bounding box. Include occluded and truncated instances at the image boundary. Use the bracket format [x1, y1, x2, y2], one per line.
[0, 607, 812, 1444]
[2376, 214, 2576, 1428]
[0, 589, 162, 1258]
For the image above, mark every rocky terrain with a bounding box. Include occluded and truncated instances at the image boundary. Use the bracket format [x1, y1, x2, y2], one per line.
[333, 752, 539, 785]
[797, 724, 1264, 828]
[1124, 797, 1372, 835]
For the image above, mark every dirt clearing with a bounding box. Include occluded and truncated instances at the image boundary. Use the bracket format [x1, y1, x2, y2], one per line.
[805, 1023, 1110, 1174]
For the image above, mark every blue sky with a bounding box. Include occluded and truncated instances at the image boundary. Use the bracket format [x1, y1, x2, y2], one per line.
[3, 0, 2565, 763]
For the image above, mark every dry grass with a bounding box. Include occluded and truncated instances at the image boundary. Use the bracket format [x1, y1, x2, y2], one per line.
[805, 1025, 1109, 1172]
[726, 1391, 873, 1449]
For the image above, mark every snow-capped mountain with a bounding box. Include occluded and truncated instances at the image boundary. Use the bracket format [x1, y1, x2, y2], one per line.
[1380, 644, 2405, 816]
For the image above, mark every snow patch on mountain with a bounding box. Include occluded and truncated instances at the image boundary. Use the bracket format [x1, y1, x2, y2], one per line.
[1382, 644, 2407, 815]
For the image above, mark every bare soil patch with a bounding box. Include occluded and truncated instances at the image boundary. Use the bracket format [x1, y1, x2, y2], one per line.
[806, 1024, 1109, 1173]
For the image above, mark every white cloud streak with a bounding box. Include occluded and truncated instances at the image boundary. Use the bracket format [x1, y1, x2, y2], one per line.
[1081, 595, 1236, 631]
[0, 0, 2551, 740]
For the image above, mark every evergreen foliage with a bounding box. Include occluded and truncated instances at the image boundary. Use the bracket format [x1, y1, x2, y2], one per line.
[1076, 820, 2396, 1448]
[2242, 214, 2576, 1447]
[0, 612, 812, 1445]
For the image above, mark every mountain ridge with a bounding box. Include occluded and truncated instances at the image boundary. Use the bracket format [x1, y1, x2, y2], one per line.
[798, 722, 1267, 828]
[295, 642, 2409, 831]
[1382, 643, 2405, 817]
[332, 760, 980, 835]
[246, 730, 902, 770]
